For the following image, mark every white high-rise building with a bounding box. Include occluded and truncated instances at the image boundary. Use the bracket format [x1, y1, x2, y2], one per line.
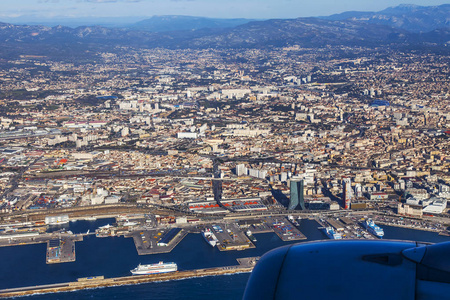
[343, 178, 352, 209]
[236, 164, 248, 176]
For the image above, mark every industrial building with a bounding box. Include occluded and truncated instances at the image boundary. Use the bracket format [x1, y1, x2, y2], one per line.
[157, 228, 182, 246]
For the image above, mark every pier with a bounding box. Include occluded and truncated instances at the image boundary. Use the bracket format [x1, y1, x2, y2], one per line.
[0, 264, 255, 298]
[0, 231, 84, 263]
[126, 228, 188, 255]
[208, 223, 256, 251]
[316, 217, 378, 239]
[237, 256, 260, 267]
[269, 217, 307, 241]
[46, 239, 75, 264]
[46, 236, 82, 264]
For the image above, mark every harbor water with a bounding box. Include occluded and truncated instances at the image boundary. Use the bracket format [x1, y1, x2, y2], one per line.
[0, 218, 448, 299]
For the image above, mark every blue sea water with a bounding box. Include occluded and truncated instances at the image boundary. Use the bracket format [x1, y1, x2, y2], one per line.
[0, 219, 448, 299]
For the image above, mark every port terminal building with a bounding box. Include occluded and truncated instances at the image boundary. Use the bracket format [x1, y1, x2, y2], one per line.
[188, 198, 267, 214]
[157, 228, 182, 246]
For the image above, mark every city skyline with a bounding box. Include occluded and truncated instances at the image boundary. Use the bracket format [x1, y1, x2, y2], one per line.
[0, 0, 450, 297]
[1, 0, 450, 22]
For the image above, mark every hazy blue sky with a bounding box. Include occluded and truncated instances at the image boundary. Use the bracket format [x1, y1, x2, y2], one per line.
[1, 0, 449, 20]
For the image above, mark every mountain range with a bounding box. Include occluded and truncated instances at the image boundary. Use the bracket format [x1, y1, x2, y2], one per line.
[130, 16, 255, 32]
[0, 4, 449, 57]
[322, 4, 450, 33]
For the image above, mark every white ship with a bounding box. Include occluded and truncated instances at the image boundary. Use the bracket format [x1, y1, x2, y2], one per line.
[202, 228, 219, 247]
[98, 224, 113, 229]
[246, 230, 257, 242]
[321, 227, 342, 239]
[45, 215, 69, 225]
[123, 221, 138, 227]
[363, 219, 384, 238]
[130, 262, 177, 275]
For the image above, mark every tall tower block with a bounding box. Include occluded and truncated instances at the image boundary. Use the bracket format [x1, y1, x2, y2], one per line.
[289, 179, 305, 210]
[343, 178, 352, 209]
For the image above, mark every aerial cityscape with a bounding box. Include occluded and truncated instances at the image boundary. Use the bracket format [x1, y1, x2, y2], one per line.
[0, 1, 449, 299]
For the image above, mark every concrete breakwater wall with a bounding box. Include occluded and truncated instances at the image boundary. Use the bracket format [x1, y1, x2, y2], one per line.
[0, 266, 253, 298]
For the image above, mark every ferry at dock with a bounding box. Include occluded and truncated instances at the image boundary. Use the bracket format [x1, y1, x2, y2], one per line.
[246, 230, 257, 243]
[363, 219, 384, 238]
[321, 227, 342, 239]
[130, 262, 177, 275]
[202, 228, 219, 247]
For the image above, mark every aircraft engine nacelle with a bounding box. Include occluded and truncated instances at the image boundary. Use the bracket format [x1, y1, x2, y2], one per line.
[243, 240, 450, 300]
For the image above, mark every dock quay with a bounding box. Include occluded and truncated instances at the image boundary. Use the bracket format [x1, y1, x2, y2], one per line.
[0, 265, 254, 298]
[0, 231, 84, 263]
[208, 222, 256, 251]
[125, 228, 188, 255]
[237, 256, 260, 267]
[317, 217, 377, 239]
[236, 218, 273, 234]
[46, 235, 82, 264]
[439, 230, 450, 236]
[375, 220, 441, 233]
[326, 218, 345, 231]
[269, 217, 307, 241]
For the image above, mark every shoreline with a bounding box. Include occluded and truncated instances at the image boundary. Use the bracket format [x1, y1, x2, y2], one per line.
[376, 221, 441, 233]
[0, 266, 253, 298]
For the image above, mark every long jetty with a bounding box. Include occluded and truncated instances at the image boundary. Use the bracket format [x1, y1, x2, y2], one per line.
[0, 265, 254, 298]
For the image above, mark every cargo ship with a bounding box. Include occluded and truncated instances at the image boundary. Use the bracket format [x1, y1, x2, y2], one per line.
[321, 227, 342, 239]
[246, 230, 257, 243]
[130, 262, 177, 275]
[202, 228, 219, 247]
[362, 219, 384, 238]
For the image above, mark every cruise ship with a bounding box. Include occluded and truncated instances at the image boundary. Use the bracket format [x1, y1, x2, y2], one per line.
[321, 227, 342, 239]
[130, 262, 177, 275]
[363, 219, 384, 238]
[202, 228, 219, 247]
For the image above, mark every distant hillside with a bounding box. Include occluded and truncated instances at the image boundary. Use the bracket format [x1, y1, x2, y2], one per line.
[187, 18, 412, 48]
[130, 15, 255, 32]
[0, 5, 450, 59]
[1, 16, 142, 28]
[0, 18, 415, 51]
[323, 4, 450, 32]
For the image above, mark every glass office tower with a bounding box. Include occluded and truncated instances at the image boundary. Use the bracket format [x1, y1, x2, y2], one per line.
[289, 179, 305, 210]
